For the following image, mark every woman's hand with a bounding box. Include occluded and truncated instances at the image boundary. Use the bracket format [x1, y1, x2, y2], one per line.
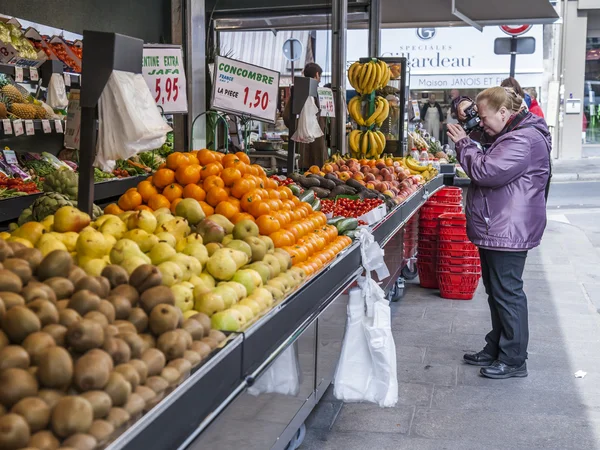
[447, 123, 467, 143]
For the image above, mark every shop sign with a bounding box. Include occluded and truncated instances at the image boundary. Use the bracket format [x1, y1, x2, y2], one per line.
[317, 87, 335, 117]
[211, 56, 280, 124]
[142, 45, 188, 114]
[410, 73, 542, 90]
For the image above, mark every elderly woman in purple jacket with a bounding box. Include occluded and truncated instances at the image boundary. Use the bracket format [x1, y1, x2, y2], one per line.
[447, 87, 552, 380]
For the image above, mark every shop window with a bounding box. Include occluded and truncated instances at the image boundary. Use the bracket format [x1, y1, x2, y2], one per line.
[584, 37, 600, 145]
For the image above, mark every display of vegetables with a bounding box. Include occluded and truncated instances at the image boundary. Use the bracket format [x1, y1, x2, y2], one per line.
[42, 168, 79, 200]
[94, 168, 116, 182]
[321, 198, 383, 218]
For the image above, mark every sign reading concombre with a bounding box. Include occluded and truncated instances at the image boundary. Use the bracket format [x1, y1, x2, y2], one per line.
[211, 56, 280, 124]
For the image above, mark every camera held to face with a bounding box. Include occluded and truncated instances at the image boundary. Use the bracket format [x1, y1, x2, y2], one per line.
[461, 101, 481, 134]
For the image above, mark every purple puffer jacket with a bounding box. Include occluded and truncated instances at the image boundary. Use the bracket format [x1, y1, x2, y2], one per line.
[456, 113, 551, 251]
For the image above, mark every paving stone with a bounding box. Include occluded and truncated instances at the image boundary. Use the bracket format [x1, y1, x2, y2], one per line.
[423, 346, 472, 365]
[332, 403, 414, 434]
[392, 314, 453, 333]
[398, 362, 457, 387]
[305, 400, 343, 430]
[395, 345, 426, 363]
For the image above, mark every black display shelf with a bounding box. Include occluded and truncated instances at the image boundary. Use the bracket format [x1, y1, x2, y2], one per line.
[0, 62, 80, 87]
[0, 119, 66, 154]
[0, 119, 65, 135]
[453, 177, 471, 186]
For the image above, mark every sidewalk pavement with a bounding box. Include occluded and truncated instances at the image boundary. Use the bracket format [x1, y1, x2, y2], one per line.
[553, 158, 600, 182]
[302, 217, 600, 449]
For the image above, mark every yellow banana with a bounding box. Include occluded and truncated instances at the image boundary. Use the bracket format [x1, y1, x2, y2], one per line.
[366, 97, 385, 126]
[349, 130, 360, 153]
[367, 62, 378, 93]
[360, 131, 370, 155]
[348, 62, 361, 92]
[405, 156, 428, 173]
[378, 60, 390, 88]
[375, 131, 387, 154]
[375, 97, 390, 126]
[359, 63, 371, 93]
[348, 97, 365, 126]
[369, 62, 381, 93]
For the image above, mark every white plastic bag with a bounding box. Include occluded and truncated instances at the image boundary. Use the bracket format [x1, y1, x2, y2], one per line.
[95, 70, 172, 171]
[46, 73, 68, 109]
[291, 97, 323, 144]
[248, 344, 301, 396]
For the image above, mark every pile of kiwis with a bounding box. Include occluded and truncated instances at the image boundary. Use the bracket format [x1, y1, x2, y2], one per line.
[0, 240, 226, 450]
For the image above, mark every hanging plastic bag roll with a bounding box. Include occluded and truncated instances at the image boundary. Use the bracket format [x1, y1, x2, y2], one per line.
[248, 344, 301, 396]
[291, 97, 323, 144]
[46, 73, 68, 109]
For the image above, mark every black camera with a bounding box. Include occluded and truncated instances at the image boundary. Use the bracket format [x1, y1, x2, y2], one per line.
[461, 101, 481, 134]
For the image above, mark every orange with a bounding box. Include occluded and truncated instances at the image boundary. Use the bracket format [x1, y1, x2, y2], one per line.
[206, 187, 229, 207]
[135, 205, 154, 212]
[313, 212, 328, 227]
[222, 154, 239, 167]
[252, 164, 266, 177]
[272, 211, 290, 228]
[199, 201, 214, 217]
[162, 183, 184, 202]
[248, 201, 271, 218]
[186, 153, 200, 165]
[198, 149, 217, 165]
[153, 168, 176, 189]
[104, 203, 124, 215]
[285, 223, 301, 241]
[231, 178, 252, 199]
[231, 212, 255, 224]
[203, 175, 225, 191]
[270, 230, 295, 248]
[118, 189, 143, 211]
[183, 184, 206, 202]
[256, 215, 281, 235]
[167, 152, 189, 170]
[215, 201, 240, 220]
[137, 180, 158, 203]
[200, 163, 222, 180]
[221, 167, 242, 186]
[267, 189, 281, 200]
[241, 191, 261, 212]
[148, 193, 171, 211]
[282, 200, 294, 210]
[265, 178, 279, 190]
[170, 198, 183, 214]
[235, 151, 251, 165]
[175, 164, 201, 185]
[228, 197, 241, 208]
[277, 186, 291, 200]
[225, 159, 247, 175]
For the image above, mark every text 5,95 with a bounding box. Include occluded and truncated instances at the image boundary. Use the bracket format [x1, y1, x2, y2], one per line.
[154, 77, 180, 104]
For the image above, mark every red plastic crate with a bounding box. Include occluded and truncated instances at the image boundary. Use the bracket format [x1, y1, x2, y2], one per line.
[417, 248, 437, 258]
[437, 264, 481, 274]
[432, 196, 462, 205]
[418, 239, 438, 250]
[438, 240, 477, 251]
[420, 227, 438, 237]
[439, 227, 468, 237]
[438, 256, 480, 266]
[417, 261, 439, 289]
[419, 219, 439, 228]
[433, 187, 462, 197]
[437, 272, 481, 300]
[422, 203, 463, 215]
[438, 248, 480, 258]
[438, 213, 467, 227]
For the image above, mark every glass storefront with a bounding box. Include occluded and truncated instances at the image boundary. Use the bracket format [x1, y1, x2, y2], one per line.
[585, 37, 600, 145]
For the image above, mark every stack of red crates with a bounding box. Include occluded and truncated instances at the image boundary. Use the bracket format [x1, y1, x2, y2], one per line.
[437, 213, 481, 300]
[416, 188, 463, 289]
[403, 215, 419, 261]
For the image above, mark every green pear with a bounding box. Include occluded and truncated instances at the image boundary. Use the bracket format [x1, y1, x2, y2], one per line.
[267, 277, 289, 295]
[213, 285, 238, 308]
[169, 254, 202, 281]
[155, 212, 175, 229]
[206, 249, 238, 281]
[119, 211, 136, 223]
[109, 239, 146, 264]
[123, 229, 159, 253]
[226, 240, 253, 261]
[231, 304, 254, 322]
[222, 234, 234, 246]
[127, 210, 158, 234]
[205, 242, 223, 256]
[193, 283, 212, 304]
[222, 248, 248, 269]
[194, 291, 225, 316]
[232, 219, 259, 240]
[243, 236, 267, 262]
[263, 285, 285, 302]
[120, 256, 149, 275]
[211, 309, 245, 332]
[190, 275, 211, 292]
[157, 218, 191, 241]
[252, 287, 274, 309]
[239, 298, 262, 315]
[261, 255, 281, 278]
[157, 261, 184, 286]
[260, 236, 275, 254]
[99, 216, 128, 240]
[208, 214, 234, 235]
[175, 198, 206, 225]
[93, 214, 117, 229]
[247, 293, 268, 311]
[183, 242, 209, 266]
[199, 272, 216, 288]
[153, 207, 172, 218]
[289, 267, 307, 283]
[273, 248, 292, 272]
[53, 206, 91, 233]
[149, 242, 177, 265]
[76, 228, 112, 259]
[172, 283, 194, 313]
[80, 258, 108, 276]
[176, 233, 203, 252]
[60, 232, 80, 252]
[12, 222, 46, 246]
[232, 269, 263, 295]
[246, 262, 272, 285]
[220, 281, 247, 301]
[155, 232, 177, 248]
[273, 274, 292, 293]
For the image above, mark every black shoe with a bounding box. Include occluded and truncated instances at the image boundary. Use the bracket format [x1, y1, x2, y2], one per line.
[480, 361, 528, 379]
[463, 350, 496, 366]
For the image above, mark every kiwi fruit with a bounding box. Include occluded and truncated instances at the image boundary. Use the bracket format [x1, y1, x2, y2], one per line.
[101, 265, 129, 289]
[144, 376, 169, 396]
[0, 404, 5, 415]
[157, 331, 187, 361]
[88, 420, 114, 446]
[189, 312, 211, 333]
[38, 347, 73, 389]
[97, 300, 116, 324]
[67, 291, 101, 317]
[96, 277, 111, 298]
[0, 345, 30, 370]
[184, 350, 202, 367]
[104, 325, 119, 338]
[85, 349, 114, 372]
[43, 277, 74, 300]
[110, 284, 139, 307]
[139, 285, 174, 314]
[138, 334, 156, 353]
[209, 329, 226, 344]
[168, 358, 192, 378]
[0, 413, 30, 449]
[27, 299, 59, 327]
[0, 240, 13, 261]
[68, 266, 86, 285]
[141, 349, 166, 377]
[51, 396, 93, 438]
[2, 306, 41, 343]
[114, 364, 140, 391]
[11, 396, 50, 432]
[22, 332, 55, 365]
[80, 391, 112, 420]
[0, 330, 7, 351]
[113, 320, 137, 335]
[129, 265, 162, 293]
[84, 311, 109, 327]
[134, 385, 156, 407]
[73, 276, 103, 297]
[0, 269, 22, 293]
[118, 332, 144, 359]
[28, 429, 60, 450]
[22, 282, 56, 304]
[27, 366, 38, 377]
[56, 299, 69, 310]
[58, 309, 81, 328]
[127, 308, 148, 333]
[0, 368, 38, 408]
[73, 351, 111, 391]
[148, 304, 180, 336]
[66, 319, 104, 352]
[41, 324, 67, 347]
[160, 366, 181, 387]
[37, 250, 73, 281]
[105, 407, 130, 429]
[62, 433, 97, 450]
[37, 390, 65, 409]
[102, 337, 131, 365]
[174, 329, 193, 350]
[13, 248, 43, 271]
[108, 295, 132, 320]
[200, 337, 219, 351]
[0, 297, 5, 321]
[182, 318, 204, 340]
[6, 241, 25, 252]
[123, 392, 145, 417]
[0, 292, 24, 309]
[128, 360, 148, 385]
[103, 372, 131, 407]
[3, 258, 32, 285]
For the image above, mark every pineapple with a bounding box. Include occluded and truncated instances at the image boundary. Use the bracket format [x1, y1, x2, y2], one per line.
[0, 94, 10, 120]
[11, 103, 36, 120]
[1, 85, 24, 104]
[0, 74, 11, 89]
[33, 104, 46, 119]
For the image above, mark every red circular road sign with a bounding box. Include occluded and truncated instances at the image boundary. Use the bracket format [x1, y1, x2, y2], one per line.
[500, 25, 532, 36]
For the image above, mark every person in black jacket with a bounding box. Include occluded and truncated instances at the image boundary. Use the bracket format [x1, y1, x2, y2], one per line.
[421, 94, 443, 140]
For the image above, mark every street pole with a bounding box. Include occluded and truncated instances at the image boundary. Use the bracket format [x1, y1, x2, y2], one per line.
[509, 36, 517, 78]
[368, 0, 381, 58]
[331, 0, 347, 154]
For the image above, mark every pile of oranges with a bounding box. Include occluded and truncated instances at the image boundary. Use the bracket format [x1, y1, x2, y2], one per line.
[106, 150, 352, 276]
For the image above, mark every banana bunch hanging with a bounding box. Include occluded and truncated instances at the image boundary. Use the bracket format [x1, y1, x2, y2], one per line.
[348, 95, 390, 128]
[349, 129, 387, 158]
[348, 59, 391, 95]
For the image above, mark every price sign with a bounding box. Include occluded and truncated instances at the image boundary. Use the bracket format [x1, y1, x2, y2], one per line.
[317, 88, 335, 117]
[211, 56, 280, 124]
[41, 119, 51, 133]
[63, 73, 71, 87]
[14, 67, 23, 83]
[13, 120, 24, 136]
[54, 120, 63, 133]
[29, 67, 39, 82]
[142, 46, 188, 114]
[0, 43, 17, 63]
[24, 120, 35, 136]
[2, 120, 12, 135]
[3, 150, 17, 165]
[64, 90, 80, 149]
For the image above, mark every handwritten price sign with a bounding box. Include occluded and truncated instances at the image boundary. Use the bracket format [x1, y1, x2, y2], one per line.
[211, 56, 280, 124]
[142, 46, 188, 114]
[317, 87, 335, 117]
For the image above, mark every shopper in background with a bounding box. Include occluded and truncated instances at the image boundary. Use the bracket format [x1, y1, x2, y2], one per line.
[444, 89, 461, 149]
[501, 77, 531, 110]
[447, 87, 552, 380]
[526, 88, 545, 119]
[283, 63, 328, 170]
[421, 93, 443, 140]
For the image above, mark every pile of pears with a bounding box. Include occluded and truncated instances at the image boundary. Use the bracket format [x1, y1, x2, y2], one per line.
[0, 240, 225, 450]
